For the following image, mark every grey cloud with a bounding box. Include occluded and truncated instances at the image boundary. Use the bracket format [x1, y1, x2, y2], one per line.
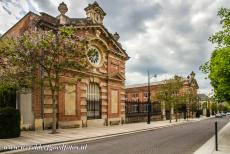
[2, 6, 11, 15]
[127, 54, 167, 75]
[27, 0, 230, 93]
[106, 0, 230, 93]
[30, 0, 57, 16]
[30, 1, 88, 18]
[0, 0, 9, 6]
[2, 0, 230, 94]
[19, 10, 26, 16]
[28, 0, 162, 39]
[1, 0, 35, 22]
[95, 0, 162, 40]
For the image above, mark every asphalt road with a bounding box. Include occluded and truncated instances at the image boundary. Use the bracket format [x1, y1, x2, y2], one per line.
[18, 116, 230, 154]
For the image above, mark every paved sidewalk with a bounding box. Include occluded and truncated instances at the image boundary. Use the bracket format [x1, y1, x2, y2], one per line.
[194, 119, 230, 154]
[0, 117, 209, 153]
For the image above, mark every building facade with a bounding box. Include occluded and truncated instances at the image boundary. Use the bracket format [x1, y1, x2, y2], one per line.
[2, 2, 129, 130]
[198, 94, 209, 116]
[125, 72, 199, 120]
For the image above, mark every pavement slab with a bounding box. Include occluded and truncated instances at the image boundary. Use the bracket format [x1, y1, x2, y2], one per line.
[194, 117, 230, 154]
[0, 117, 213, 153]
[12, 116, 229, 154]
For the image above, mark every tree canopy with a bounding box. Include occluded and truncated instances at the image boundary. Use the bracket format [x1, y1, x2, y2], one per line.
[200, 8, 230, 101]
[156, 75, 184, 122]
[0, 26, 91, 133]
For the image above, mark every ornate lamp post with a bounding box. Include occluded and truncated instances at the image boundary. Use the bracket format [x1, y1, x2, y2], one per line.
[147, 70, 157, 124]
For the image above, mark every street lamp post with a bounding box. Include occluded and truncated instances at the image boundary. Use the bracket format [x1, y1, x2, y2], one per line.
[147, 71, 151, 124]
[187, 91, 190, 121]
[147, 70, 157, 124]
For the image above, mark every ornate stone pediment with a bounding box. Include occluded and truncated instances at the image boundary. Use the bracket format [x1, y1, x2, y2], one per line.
[109, 73, 125, 81]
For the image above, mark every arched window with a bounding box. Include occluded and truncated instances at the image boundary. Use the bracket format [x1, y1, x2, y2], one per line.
[87, 83, 100, 101]
[87, 83, 101, 119]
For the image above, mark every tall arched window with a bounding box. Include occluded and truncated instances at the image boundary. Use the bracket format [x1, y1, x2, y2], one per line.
[87, 83, 101, 119]
[87, 83, 100, 101]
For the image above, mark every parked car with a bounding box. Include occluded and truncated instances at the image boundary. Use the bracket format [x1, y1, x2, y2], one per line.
[221, 112, 226, 116]
[215, 113, 223, 118]
[226, 112, 230, 115]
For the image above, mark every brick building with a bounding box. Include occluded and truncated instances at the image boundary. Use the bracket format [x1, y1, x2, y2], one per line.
[2, 2, 129, 130]
[125, 72, 199, 120]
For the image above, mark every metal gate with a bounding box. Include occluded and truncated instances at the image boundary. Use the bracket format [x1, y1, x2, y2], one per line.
[87, 83, 101, 119]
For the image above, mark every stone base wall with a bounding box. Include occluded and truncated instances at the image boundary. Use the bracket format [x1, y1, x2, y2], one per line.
[34, 118, 43, 131]
[58, 120, 81, 129]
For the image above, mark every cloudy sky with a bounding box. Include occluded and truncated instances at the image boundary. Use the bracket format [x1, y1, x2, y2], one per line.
[1, 0, 230, 95]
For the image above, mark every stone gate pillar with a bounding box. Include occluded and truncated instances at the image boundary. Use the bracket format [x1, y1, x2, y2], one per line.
[161, 101, 166, 120]
[171, 105, 174, 119]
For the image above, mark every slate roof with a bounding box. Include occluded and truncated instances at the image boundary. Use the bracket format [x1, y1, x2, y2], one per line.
[126, 81, 164, 89]
[198, 94, 209, 101]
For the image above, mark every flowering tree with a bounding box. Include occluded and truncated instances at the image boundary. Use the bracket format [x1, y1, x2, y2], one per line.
[0, 26, 91, 133]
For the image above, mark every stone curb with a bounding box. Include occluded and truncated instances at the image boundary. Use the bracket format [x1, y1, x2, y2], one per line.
[1, 118, 212, 154]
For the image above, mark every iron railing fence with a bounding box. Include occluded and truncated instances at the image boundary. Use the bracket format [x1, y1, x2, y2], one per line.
[125, 101, 161, 123]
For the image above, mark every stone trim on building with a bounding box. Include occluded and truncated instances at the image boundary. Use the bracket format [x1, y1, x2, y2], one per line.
[3, 2, 129, 130]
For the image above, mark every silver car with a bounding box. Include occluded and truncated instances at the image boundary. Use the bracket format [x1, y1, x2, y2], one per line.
[215, 113, 223, 118]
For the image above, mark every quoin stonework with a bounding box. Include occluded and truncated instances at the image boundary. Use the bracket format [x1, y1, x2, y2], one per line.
[2, 2, 129, 130]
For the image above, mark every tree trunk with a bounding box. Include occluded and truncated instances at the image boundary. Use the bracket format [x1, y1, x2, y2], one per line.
[170, 114, 172, 123]
[187, 110, 189, 121]
[47, 73, 57, 134]
[175, 111, 178, 122]
[170, 104, 173, 123]
[174, 105, 177, 122]
[51, 90, 57, 134]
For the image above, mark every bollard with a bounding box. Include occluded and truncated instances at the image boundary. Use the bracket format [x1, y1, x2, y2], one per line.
[215, 121, 218, 151]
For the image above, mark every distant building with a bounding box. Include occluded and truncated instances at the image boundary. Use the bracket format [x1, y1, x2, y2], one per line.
[2, 2, 129, 130]
[198, 94, 219, 116]
[125, 72, 199, 120]
[198, 94, 209, 116]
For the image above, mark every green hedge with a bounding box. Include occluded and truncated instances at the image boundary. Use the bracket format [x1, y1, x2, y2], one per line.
[207, 109, 210, 117]
[0, 107, 21, 138]
[0, 87, 16, 108]
[196, 109, 203, 118]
